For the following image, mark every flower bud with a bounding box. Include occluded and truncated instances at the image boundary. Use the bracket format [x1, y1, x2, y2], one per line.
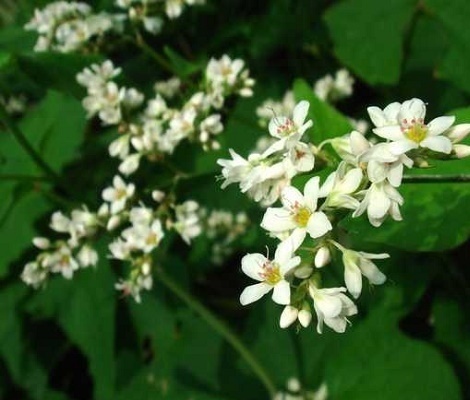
[279, 305, 299, 328]
[314, 246, 331, 268]
[446, 123, 470, 143]
[298, 309, 312, 328]
[33, 237, 50, 250]
[152, 190, 166, 202]
[453, 144, 470, 159]
[107, 215, 121, 231]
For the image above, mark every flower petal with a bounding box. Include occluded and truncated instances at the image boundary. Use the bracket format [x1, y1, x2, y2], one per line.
[388, 139, 418, 155]
[261, 207, 296, 233]
[344, 262, 362, 299]
[241, 253, 267, 281]
[420, 135, 452, 154]
[337, 168, 362, 194]
[269, 116, 288, 139]
[387, 161, 404, 187]
[281, 186, 305, 211]
[303, 176, 320, 211]
[314, 292, 342, 318]
[318, 172, 336, 198]
[373, 125, 404, 141]
[293, 100, 309, 127]
[427, 116, 455, 136]
[240, 282, 272, 305]
[306, 212, 332, 239]
[367, 106, 387, 127]
[272, 280, 291, 305]
[398, 98, 426, 123]
[359, 259, 386, 285]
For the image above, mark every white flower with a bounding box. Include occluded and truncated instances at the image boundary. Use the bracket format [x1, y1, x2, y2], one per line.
[286, 142, 315, 174]
[314, 69, 354, 103]
[50, 211, 71, 233]
[361, 143, 413, 187]
[118, 153, 141, 175]
[319, 166, 362, 210]
[240, 242, 300, 306]
[206, 55, 245, 87]
[353, 181, 403, 227]
[173, 200, 202, 244]
[309, 285, 357, 334]
[102, 175, 135, 214]
[261, 177, 332, 244]
[370, 98, 454, 155]
[122, 219, 164, 253]
[44, 245, 79, 279]
[77, 245, 98, 267]
[21, 262, 47, 288]
[154, 77, 181, 98]
[109, 134, 131, 159]
[256, 91, 295, 126]
[331, 242, 388, 298]
[268, 100, 313, 147]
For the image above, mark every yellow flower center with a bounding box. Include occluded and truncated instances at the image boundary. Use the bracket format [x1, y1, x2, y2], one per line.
[405, 123, 427, 143]
[260, 262, 282, 285]
[145, 232, 158, 246]
[293, 206, 311, 227]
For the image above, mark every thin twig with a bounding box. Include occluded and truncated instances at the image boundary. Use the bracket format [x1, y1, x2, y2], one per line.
[402, 174, 470, 184]
[156, 267, 277, 397]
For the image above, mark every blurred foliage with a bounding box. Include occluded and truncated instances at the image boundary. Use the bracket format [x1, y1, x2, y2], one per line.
[0, 0, 469, 399]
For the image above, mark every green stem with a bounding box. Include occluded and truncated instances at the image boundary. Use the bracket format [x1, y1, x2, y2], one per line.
[402, 174, 470, 183]
[0, 173, 49, 182]
[156, 268, 277, 397]
[133, 32, 175, 74]
[0, 104, 64, 188]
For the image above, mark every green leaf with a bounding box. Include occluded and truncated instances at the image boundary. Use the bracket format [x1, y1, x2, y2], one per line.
[0, 283, 49, 399]
[0, 189, 52, 278]
[325, 306, 460, 400]
[26, 263, 116, 400]
[163, 46, 201, 77]
[424, 0, 470, 94]
[341, 182, 470, 252]
[16, 53, 100, 98]
[293, 78, 352, 142]
[324, 0, 417, 84]
[0, 90, 87, 276]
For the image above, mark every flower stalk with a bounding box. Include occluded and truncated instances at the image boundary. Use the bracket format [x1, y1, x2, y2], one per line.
[155, 266, 277, 397]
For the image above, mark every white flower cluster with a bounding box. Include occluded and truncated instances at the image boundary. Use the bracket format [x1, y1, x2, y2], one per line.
[314, 69, 354, 103]
[221, 97, 470, 334]
[256, 70, 368, 134]
[77, 56, 253, 175]
[25, 1, 119, 52]
[22, 174, 204, 302]
[199, 209, 249, 264]
[25, 0, 206, 52]
[256, 91, 296, 128]
[273, 378, 327, 400]
[115, 0, 205, 27]
[77, 60, 144, 126]
[22, 52, 253, 302]
[21, 208, 100, 287]
[218, 101, 315, 206]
